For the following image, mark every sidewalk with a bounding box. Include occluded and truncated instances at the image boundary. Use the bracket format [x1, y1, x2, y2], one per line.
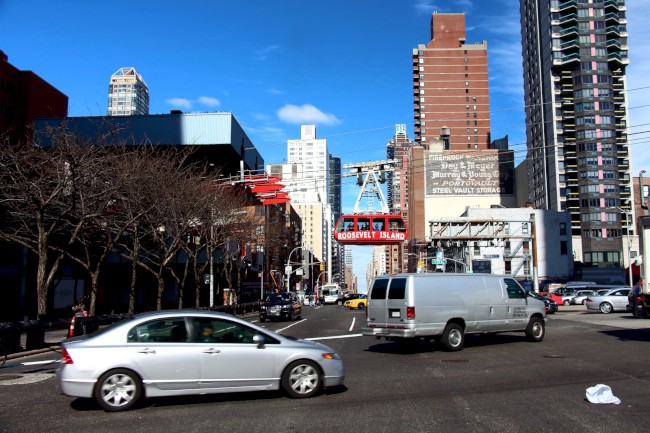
[6, 328, 69, 361]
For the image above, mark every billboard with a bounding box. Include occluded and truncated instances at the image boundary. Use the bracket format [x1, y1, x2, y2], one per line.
[425, 152, 514, 196]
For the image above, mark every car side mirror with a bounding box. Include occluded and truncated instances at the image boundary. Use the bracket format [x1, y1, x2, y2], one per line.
[253, 334, 265, 348]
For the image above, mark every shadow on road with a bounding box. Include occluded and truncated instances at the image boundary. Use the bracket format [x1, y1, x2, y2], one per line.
[599, 327, 650, 342]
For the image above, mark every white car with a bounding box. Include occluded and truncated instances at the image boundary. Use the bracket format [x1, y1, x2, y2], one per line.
[584, 288, 631, 314]
[57, 310, 344, 411]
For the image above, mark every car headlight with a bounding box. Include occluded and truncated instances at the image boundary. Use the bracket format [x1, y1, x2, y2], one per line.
[281, 305, 290, 309]
[260, 305, 266, 310]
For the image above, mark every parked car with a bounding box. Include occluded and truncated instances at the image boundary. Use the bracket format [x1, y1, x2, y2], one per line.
[260, 292, 302, 322]
[584, 288, 632, 314]
[337, 293, 362, 306]
[561, 293, 576, 305]
[57, 310, 345, 411]
[529, 292, 558, 314]
[570, 290, 597, 305]
[539, 291, 563, 306]
[627, 286, 643, 316]
[343, 294, 367, 310]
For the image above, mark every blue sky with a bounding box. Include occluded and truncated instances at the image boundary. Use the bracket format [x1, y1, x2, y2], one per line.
[2, 0, 649, 290]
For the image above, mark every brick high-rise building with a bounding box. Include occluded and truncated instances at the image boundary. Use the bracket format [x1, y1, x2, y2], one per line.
[412, 13, 491, 150]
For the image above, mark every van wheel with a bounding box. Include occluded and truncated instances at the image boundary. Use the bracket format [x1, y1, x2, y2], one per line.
[441, 323, 464, 352]
[525, 317, 545, 342]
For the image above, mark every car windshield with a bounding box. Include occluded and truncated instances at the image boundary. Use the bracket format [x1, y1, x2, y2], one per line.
[266, 293, 291, 302]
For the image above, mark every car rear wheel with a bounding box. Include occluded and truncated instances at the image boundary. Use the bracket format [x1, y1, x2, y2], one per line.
[564, 300, 570, 305]
[337, 300, 343, 306]
[525, 317, 545, 342]
[600, 302, 613, 314]
[94, 368, 142, 412]
[441, 323, 464, 352]
[357, 303, 366, 310]
[281, 360, 322, 398]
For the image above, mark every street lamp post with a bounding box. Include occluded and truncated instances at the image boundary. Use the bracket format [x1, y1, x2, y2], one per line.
[618, 205, 633, 285]
[285, 246, 314, 292]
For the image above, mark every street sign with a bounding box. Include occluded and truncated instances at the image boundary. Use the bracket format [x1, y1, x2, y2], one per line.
[431, 259, 447, 265]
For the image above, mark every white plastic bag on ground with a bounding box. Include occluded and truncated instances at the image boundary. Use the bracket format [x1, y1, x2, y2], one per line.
[586, 384, 621, 404]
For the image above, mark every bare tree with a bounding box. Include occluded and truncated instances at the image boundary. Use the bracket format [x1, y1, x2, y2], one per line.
[0, 128, 98, 318]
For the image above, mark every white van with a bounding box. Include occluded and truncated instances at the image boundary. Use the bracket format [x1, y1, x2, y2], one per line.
[361, 273, 546, 351]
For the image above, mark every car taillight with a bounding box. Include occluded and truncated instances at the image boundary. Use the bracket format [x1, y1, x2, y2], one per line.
[585, 298, 592, 303]
[61, 348, 74, 365]
[406, 306, 415, 320]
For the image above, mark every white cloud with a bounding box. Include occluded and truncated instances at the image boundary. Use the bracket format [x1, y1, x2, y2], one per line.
[267, 88, 283, 95]
[166, 98, 192, 109]
[276, 104, 341, 126]
[198, 96, 221, 107]
[256, 44, 280, 61]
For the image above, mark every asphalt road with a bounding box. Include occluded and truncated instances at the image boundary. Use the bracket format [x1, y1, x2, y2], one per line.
[1, 305, 649, 433]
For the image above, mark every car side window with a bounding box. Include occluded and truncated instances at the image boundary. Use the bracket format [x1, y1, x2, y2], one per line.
[127, 318, 188, 343]
[504, 279, 526, 299]
[191, 317, 276, 344]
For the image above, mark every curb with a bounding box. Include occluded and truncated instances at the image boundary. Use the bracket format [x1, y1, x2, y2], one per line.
[6, 345, 62, 361]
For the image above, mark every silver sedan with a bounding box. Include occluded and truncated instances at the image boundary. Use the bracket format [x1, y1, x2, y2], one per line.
[56, 310, 345, 411]
[584, 288, 631, 314]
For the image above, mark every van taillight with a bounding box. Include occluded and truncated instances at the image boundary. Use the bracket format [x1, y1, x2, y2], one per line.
[406, 307, 415, 320]
[61, 348, 74, 364]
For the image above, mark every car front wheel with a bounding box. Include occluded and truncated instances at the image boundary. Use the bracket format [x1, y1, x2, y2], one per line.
[600, 302, 613, 314]
[281, 360, 322, 398]
[94, 368, 142, 412]
[525, 317, 545, 342]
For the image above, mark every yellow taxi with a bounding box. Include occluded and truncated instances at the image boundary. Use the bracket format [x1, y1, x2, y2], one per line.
[343, 294, 367, 310]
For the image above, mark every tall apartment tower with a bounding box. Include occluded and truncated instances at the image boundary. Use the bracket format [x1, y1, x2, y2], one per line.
[108, 67, 149, 116]
[287, 125, 329, 204]
[520, 0, 632, 268]
[413, 13, 491, 150]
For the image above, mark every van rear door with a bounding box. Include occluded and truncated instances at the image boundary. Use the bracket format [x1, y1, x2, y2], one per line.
[367, 277, 389, 324]
[385, 277, 408, 324]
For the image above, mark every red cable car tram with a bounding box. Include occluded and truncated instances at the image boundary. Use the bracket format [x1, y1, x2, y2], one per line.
[333, 160, 409, 246]
[334, 214, 408, 245]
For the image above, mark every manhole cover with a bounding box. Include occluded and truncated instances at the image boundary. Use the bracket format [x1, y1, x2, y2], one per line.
[543, 354, 566, 359]
[0, 374, 23, 381]
[441, 359, 470, 363]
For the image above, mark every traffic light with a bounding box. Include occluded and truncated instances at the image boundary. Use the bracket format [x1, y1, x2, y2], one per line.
[320, 262, 325, 271]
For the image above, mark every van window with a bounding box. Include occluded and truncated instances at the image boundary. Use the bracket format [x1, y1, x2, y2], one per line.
[388, 278, 406, 299]
[504, 279, 526, 299]
[370, 279, 389, 299]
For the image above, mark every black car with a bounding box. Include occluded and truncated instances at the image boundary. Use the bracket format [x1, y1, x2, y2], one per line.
[627, 286, 644, 317]
[336, 293, 362, 306]
[259, 292, 302, 322]
[529, 291, 558, 314]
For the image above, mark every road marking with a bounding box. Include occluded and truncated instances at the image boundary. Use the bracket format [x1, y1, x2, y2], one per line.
[306, 334, 363, 341]
[20, 360, 59, 366]
[349, 317, 356, 331]
[276, 319, 306, 333]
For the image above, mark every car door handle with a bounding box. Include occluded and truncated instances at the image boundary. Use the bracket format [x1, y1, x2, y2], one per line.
[138, 348, 156, 354]
[203, 348, 221, 354]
